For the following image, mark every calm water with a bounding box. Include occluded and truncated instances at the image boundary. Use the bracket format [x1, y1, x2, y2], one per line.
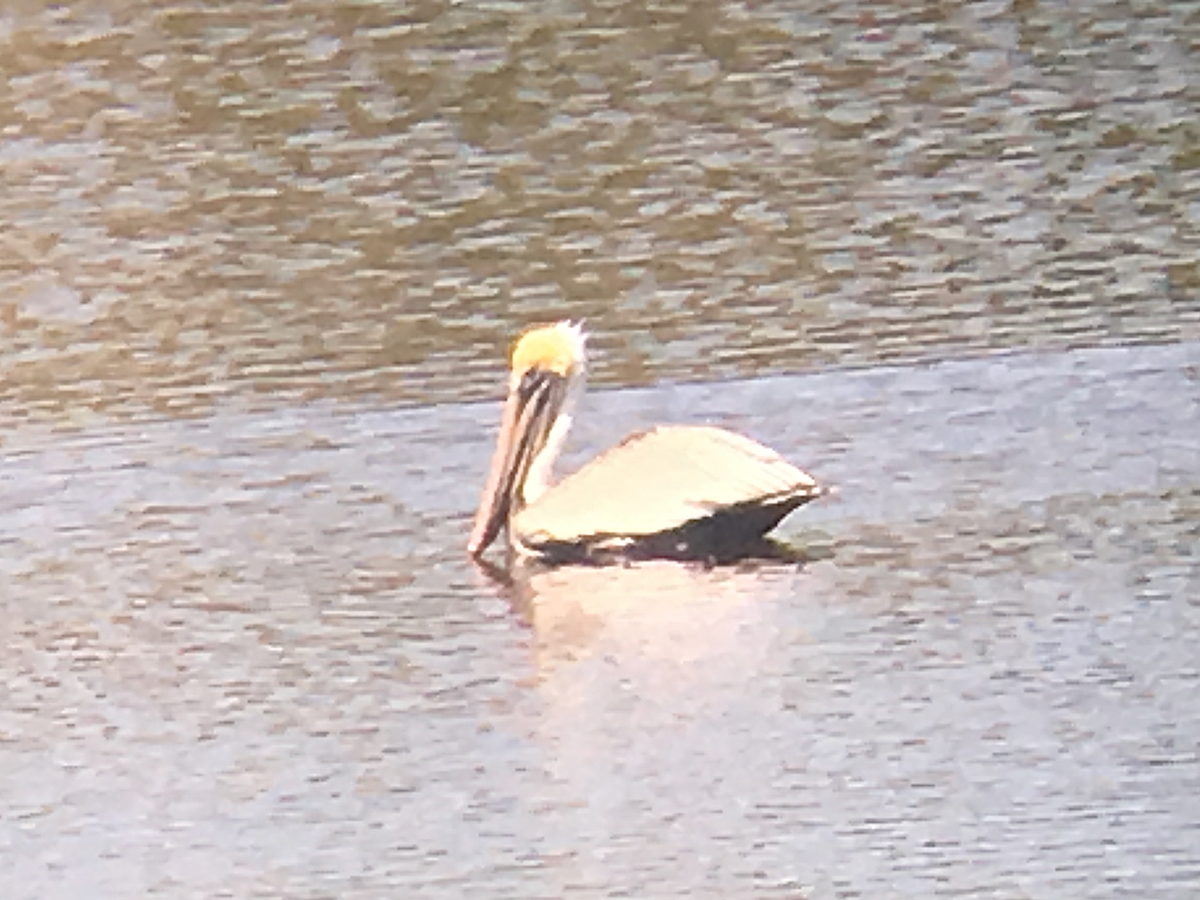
[1, 0, 1199, 898]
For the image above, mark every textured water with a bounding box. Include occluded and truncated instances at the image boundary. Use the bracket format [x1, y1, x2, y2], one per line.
[3, 340, 1199, 898]
[1, 0, 1199, 897]
[1, 0, 1198, 420]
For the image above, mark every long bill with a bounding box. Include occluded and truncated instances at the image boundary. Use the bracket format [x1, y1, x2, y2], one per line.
[467, 369, 567, 557]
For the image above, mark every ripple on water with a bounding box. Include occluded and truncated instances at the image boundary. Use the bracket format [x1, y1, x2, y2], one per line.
[2, 340, 1199, 897]
[0, 1, 1198, 419]
[2, 0, 1200, 895]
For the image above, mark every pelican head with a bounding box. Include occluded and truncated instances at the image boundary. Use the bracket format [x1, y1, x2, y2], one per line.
[468, 321, 587, 557]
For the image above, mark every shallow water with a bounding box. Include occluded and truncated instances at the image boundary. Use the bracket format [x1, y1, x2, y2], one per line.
[2, 0, 1200, 897]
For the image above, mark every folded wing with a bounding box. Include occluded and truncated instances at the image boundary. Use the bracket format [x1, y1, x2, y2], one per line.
[514, 425, 820, 548]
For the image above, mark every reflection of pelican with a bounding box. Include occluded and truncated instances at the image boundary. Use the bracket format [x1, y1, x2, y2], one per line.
[468, 321, 823, 564]
[501, 560, 802, 676]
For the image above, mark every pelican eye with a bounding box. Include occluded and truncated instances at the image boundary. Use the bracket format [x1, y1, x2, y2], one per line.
[518, 367, 557, 400]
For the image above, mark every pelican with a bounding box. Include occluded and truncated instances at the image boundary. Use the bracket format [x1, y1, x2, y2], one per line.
[467, 321, 824, 564]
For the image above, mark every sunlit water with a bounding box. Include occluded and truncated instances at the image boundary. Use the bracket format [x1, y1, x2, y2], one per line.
[3, 340, 1198, 898]
[1, 0, 1198, 417]
[2, 0, 1199, 897]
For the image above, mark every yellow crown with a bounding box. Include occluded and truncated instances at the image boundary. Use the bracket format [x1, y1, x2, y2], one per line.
[510, 321, 587, 378]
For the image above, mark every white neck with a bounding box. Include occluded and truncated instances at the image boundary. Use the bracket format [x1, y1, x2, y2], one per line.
[522, 367, 584, 505]
[524, 411, 572, 504]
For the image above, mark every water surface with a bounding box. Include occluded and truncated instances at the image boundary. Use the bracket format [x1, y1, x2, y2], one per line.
[3, 340, 1198, 898]
[2, 0, 1199, 896]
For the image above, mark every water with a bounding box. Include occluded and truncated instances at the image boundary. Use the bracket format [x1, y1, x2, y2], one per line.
[1, 0, 1199, 897]
[1, 0, 1198, 417]
[3, 340, 1198, 898]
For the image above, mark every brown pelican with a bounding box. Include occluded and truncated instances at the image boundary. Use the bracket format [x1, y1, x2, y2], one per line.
[467, 321, 823, 564]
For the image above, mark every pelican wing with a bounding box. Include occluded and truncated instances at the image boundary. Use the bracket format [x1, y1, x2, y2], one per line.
[513, 425, 819, 547]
